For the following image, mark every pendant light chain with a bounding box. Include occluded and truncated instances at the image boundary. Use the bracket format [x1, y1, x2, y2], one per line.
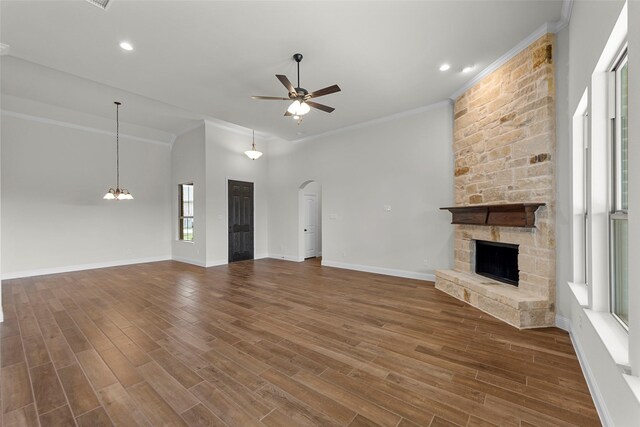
[116, 102, 120, 189]
[103, 101, 133, 200]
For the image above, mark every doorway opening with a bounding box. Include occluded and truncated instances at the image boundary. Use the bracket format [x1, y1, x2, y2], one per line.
[298, 180, 322, 261]
[228, 179, 254, 262]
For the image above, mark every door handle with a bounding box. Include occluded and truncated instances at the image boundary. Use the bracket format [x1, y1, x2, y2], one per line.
[304, 229, 307, 232]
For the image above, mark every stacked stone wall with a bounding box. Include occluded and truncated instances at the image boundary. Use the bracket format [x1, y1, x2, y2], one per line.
[436, 34, 557, 328]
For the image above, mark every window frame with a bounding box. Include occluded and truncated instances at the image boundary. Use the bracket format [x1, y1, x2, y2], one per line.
[609, 47, 628, 329]
[179, 183, 194, 242]
[571, 89, 590, 290]
[583, 111, 591, 287]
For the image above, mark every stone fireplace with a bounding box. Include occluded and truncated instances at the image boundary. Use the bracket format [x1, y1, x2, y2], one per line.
[435, 34, 556, 329]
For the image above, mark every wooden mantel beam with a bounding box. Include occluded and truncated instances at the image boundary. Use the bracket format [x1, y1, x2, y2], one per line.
[440, 203, 545, 228]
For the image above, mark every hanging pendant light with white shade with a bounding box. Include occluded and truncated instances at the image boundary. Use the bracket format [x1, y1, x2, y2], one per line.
[245, 130, 263, 160]
[104, 101, 134, 200]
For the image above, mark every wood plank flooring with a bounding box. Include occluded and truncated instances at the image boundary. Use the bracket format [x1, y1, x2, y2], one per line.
[0, 258, 600, 426]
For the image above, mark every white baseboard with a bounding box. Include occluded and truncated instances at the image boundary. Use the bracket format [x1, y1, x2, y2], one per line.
[174, 254, 270, 268]
[268, 254, 304, 262]
[174, 254, 276, 268]
[206, 259, 228, 268]
[320, 260, 435, 282]
[172, 256, 206, 267]
[559, 316, 612, 427]
[555, 314, 571, 332]
[1, 255, 172, 280]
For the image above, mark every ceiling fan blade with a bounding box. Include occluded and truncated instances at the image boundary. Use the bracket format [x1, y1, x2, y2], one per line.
[306, 101, 335, 113]
[276, 75, 297, 95]
[308, 84, 341, 99]
[252, 96, 290, 100]
[284, 110, 293, 116]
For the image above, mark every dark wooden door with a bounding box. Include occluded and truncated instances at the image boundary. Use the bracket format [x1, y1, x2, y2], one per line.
[228, 180, 254, 262]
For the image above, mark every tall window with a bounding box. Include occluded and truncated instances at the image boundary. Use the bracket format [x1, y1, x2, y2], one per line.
[611, 50, 628, 326]
[179, 184, 194, 241]
[582, 111, 590, 285]
[571, 90, 590, 288]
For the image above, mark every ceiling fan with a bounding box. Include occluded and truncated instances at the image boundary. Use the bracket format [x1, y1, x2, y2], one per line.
[252, 53, 341, 119]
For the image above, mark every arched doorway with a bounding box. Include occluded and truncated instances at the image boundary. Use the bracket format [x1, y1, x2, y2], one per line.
[298, 180, 322, 261]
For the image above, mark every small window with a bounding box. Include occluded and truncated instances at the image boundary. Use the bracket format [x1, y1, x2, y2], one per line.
[610, 50, 628, 326]
[179, 184, 194, 241]
[571, 90, 589, 287]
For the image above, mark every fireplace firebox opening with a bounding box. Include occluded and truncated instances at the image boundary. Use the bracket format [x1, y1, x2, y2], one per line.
[475, 240, 519, 286]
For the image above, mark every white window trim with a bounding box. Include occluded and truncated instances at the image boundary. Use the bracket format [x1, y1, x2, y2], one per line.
[609, 48, 629, 329]
[571, 89, 589, 288]
[568, 2, 629, 364]
[178, 183, 195, 242]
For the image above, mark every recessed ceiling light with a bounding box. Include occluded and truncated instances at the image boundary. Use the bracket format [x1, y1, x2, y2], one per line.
[439, 64, 450, 71]
[119, 42, 133, 51]
[462, 66, 475, 73]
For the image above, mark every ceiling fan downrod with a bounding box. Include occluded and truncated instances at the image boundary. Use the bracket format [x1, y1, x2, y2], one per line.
[293, 53, 303, 91]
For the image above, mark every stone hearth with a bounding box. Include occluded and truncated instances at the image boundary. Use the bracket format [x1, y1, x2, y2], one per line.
[435, 34, 556, 329]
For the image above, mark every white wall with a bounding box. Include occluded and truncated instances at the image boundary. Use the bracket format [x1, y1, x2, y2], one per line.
[555, 23, 572, 320]
[0, 93, 3, 321]
[268, 102, 454, 279]
[204, 122, 269, 266]
[1, 106, 172, 278]
[555, 1, 640, 424]
[171, 124, 207, 266]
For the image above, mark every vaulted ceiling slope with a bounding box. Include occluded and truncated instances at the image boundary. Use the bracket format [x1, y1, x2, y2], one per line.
[0, 1, 563, 141]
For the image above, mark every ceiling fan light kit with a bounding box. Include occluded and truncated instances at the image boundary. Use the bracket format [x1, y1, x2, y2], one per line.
[287, 99, 310, 116]
[104, 101, 134, 201]
[252, 53, 341, 119]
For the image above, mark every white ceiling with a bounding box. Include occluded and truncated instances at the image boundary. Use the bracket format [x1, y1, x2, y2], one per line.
[0, 0, 564, 141]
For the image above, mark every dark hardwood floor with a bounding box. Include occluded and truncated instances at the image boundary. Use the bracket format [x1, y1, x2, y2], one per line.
[0, 258, 599, 426]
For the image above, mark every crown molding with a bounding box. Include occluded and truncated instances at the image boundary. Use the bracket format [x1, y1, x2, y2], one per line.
[172, 118, 274, 149]
[555, 0, 574, 32]
[449, 0, 573, 101]
[548, 0, 573, 33]
[170, 122, 204, 149]
[1, 109, 172, 147]
[174, 121, 204, 138]
[289, 99, 453, 145]
[2, 0, 574, 147]
[449, 22, 551, 100]
[203, 118, 274, 141]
